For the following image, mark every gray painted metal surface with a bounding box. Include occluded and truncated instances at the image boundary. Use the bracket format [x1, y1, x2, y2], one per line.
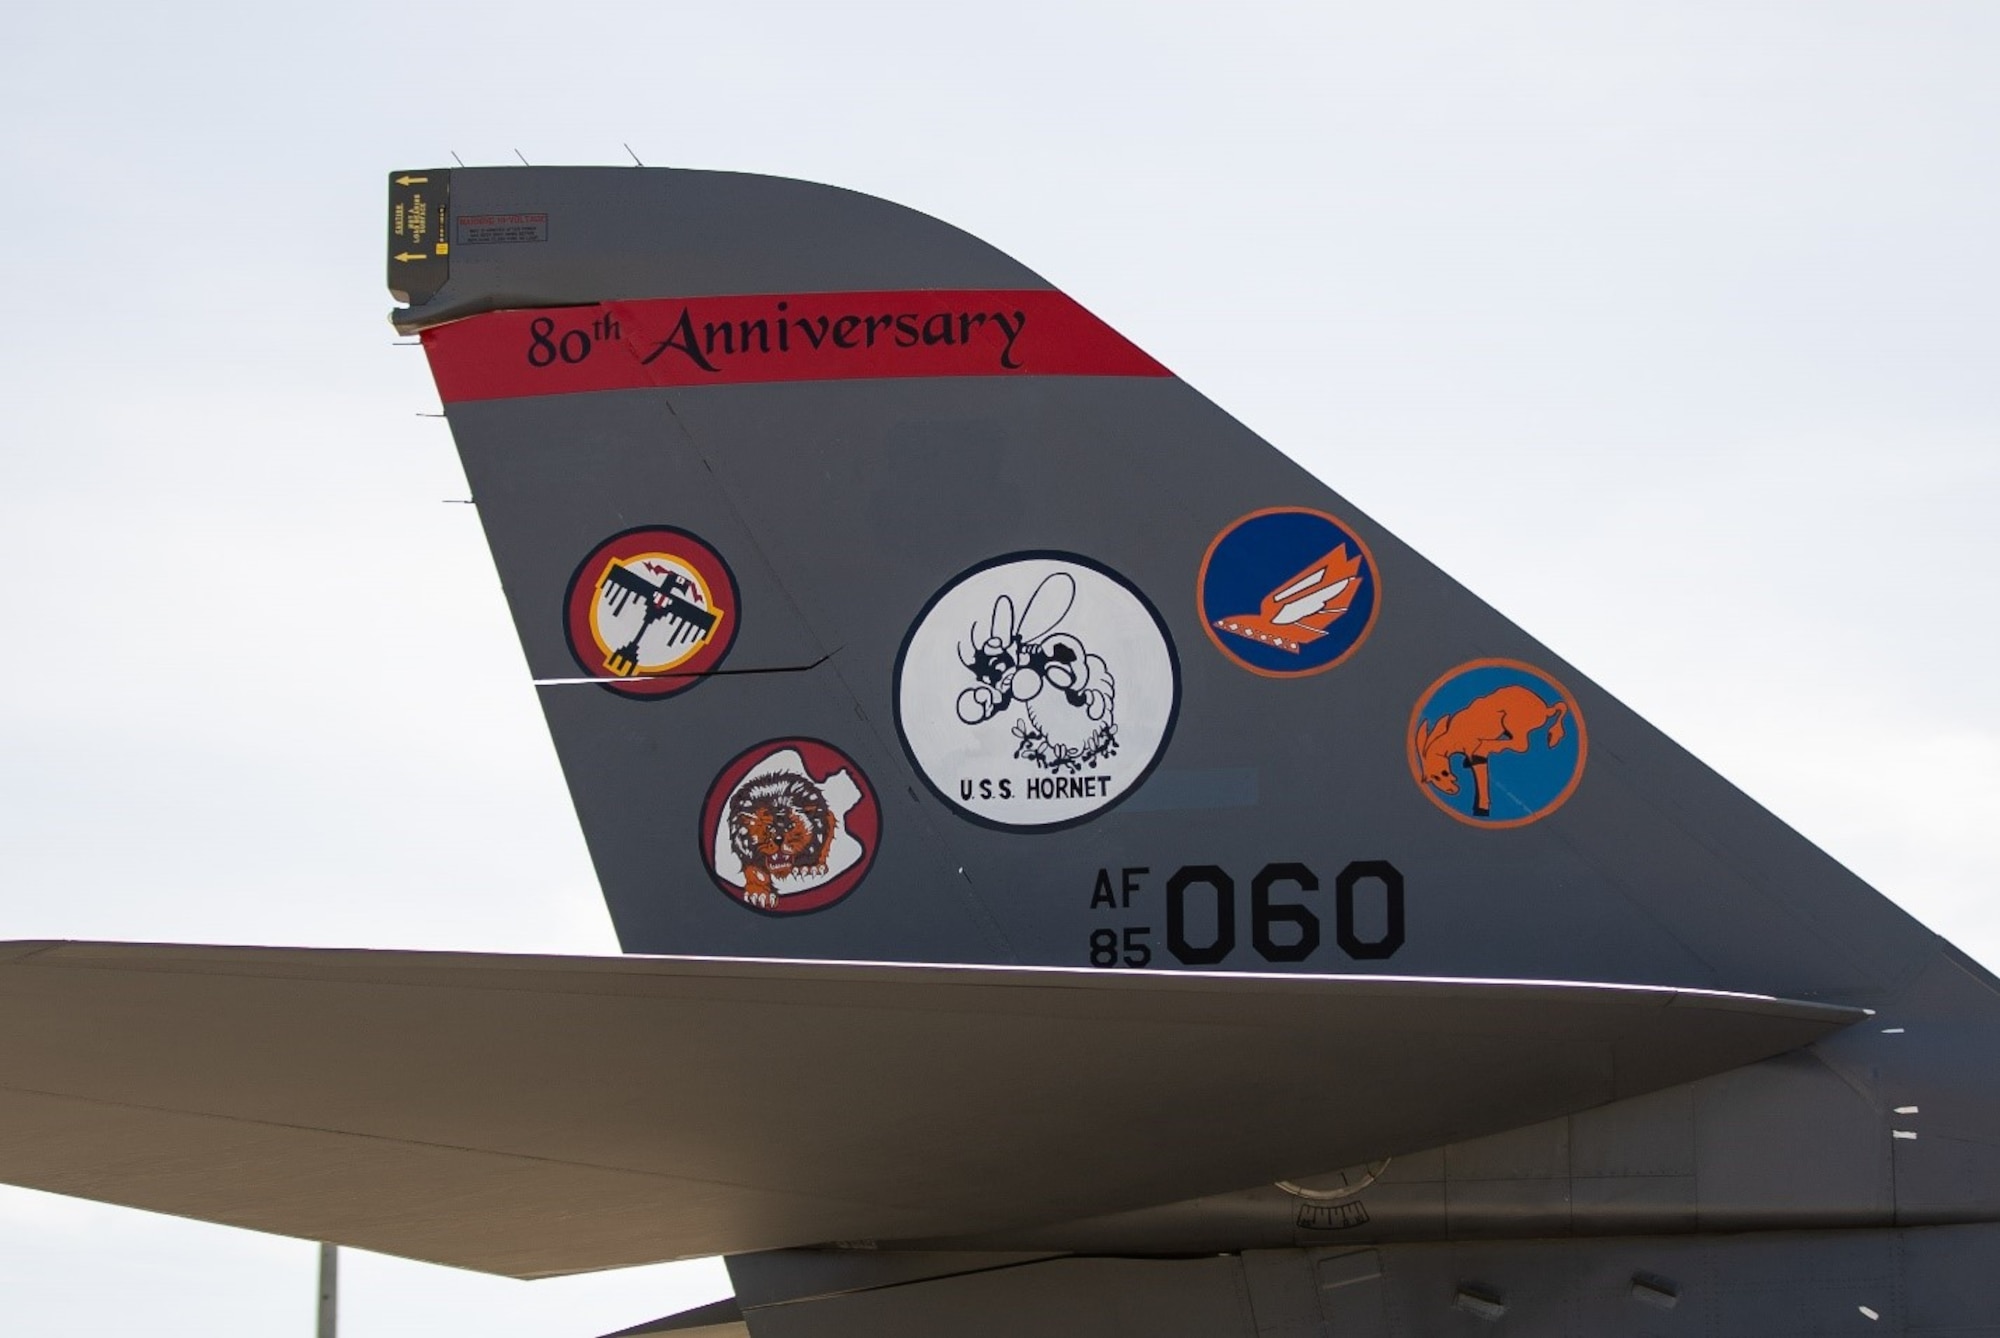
[728, 1226, 2000, 1336]
[598, 1297, 747, 1338]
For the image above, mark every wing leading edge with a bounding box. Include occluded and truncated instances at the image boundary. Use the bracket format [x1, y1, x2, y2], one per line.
[0, 942, 1860, 1277]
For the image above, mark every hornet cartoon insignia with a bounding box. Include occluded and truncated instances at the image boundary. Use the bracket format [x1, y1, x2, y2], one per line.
[956, 572, 1118, 773]
[897, 552, 1179, 830]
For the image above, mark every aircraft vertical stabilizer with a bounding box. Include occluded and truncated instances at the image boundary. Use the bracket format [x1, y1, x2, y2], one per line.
[397, 165, 1925, 1012]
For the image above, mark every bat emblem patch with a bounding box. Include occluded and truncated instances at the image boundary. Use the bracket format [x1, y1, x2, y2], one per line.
[1198, 508, 1381, 677]
[563, 526, 739, 698]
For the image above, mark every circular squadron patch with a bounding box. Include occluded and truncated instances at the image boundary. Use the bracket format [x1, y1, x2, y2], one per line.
[700, 738, 880, 914]
[895, 552, 1179, 831]
[1408, 659, 1587, 828]
[1198, 507, 1380, 677]
[563, 526, 738, 698]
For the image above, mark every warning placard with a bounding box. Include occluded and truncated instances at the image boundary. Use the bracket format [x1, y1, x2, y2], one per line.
[457, 213, 549, 245]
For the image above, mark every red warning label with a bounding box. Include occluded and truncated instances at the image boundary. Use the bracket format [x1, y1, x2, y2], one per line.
[456, 213, 549, 245]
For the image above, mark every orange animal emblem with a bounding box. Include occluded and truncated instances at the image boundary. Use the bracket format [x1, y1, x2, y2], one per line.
[727, 772, 838, 905]
[1415, 685, 1569, 819]
[1214, 545, 1364, 653]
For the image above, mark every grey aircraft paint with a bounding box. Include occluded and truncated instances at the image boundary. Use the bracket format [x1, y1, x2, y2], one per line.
[0, 164, 1987, 1337]
[394, 166, 2000, 1335]
[412, 167, 1926, 1003]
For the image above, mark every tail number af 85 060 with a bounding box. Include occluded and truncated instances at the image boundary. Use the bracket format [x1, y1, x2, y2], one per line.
[1085, 861, 1406, 968]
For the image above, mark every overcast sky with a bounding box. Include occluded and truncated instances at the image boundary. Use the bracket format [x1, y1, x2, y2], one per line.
[1, 2, 1995, 1333]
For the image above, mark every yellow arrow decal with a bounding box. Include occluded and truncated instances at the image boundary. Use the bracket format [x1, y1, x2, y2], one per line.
[392, 252, 430, 263]
[394, 174, 428, 186]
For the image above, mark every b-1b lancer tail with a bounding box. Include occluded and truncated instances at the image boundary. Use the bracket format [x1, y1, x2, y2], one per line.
[0, 167, 1989, 1336]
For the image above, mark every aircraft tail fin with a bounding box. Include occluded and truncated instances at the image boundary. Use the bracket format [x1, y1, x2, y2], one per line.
[394, 165, 1929, 1005]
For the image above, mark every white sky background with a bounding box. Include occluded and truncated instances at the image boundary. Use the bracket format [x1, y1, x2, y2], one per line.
[0, 1, 1994, 1332]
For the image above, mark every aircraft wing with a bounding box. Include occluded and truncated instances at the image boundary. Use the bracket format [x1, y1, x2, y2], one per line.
[0, 941, 1859, 1278]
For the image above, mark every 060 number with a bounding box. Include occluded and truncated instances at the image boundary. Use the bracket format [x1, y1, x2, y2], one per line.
[1165, 861, 1405, 966]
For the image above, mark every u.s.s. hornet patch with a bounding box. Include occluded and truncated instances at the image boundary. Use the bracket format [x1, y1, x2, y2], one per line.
[895, 552, 1179, 832]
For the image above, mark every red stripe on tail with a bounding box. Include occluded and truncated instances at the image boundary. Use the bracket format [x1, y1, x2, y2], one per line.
[424, 289, 1170, 402]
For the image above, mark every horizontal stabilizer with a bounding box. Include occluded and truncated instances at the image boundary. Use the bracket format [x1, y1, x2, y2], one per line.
[0, 943, 1861, 1277]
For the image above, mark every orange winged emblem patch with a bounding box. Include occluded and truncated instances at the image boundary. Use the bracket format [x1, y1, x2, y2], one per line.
[1213, 544, 1365, 654]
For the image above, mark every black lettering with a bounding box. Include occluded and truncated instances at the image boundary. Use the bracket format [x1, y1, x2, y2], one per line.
[1167, 865, 1235, 966]
[1122, 926, 1152, 968]
[739, 318, 771, 354]
[832, 316, 861, 348]
[639, 307, 719, 372]
[960, 779, 974, 801]
[559, 328, 591, 363]
[527, 315, 557, 367]
[1252, 862, 1321, 963]
[1089, 929, 1118, 968]
[777, 302, 790, 351]
[1090, 869, 1117, 909]
[797, 316, 830, 349]
[991, 309, 1028, 369]
[1120, 866, 1148, 909]
[702, 322, 735, 357]
[865, 314, 894, 346]
[999, 779, 1012, 799]
[922, 312, 955, 346]
[894, 314, 920, 347]
[959, 312, 988, 344]
[1336, 860, 1406, 960]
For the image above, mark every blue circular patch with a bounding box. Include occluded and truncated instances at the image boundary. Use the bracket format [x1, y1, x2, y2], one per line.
[1408, 660, 1586, 828]
[1197, 508, 1381, 677]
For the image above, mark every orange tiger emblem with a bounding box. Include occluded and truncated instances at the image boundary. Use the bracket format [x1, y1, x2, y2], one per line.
[727, 772, 839, 903]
